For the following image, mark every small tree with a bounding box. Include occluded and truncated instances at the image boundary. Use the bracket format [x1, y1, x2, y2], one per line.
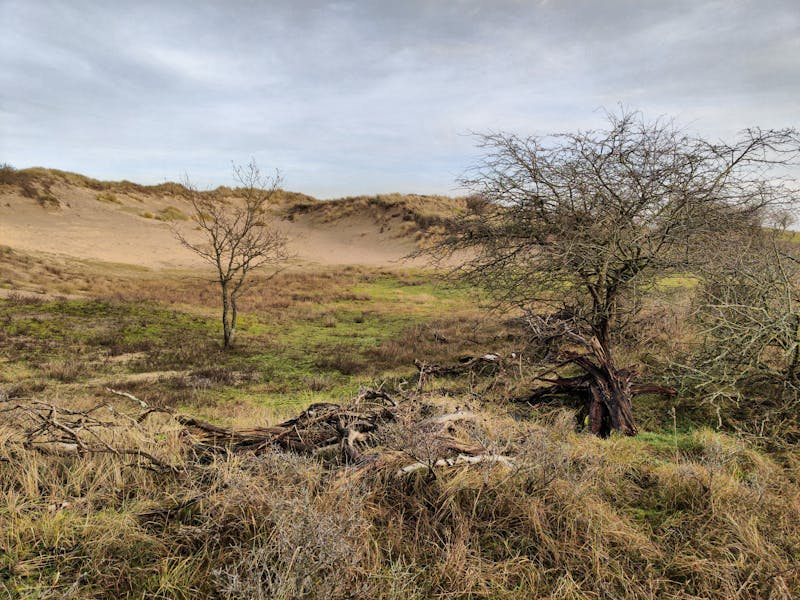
[177, 160, 289, 347]
[438, 109, 799, 436]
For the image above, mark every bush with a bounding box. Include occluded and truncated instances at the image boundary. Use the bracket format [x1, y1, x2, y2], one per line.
[96, 192, 121, 204]
[0, 162, 16, 183]
[0, 163, 39, 199]
[155, 206, 188, 221]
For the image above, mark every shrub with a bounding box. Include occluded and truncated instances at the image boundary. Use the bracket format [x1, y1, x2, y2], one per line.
[155, 206, 188, 221]
[96, 192, 121, 204]
[36, 192, 60, 208]
[0, 162, 16, 183]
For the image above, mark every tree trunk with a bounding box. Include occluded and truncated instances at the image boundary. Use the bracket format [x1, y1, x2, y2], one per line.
[786, 313, 800, 380]
[594, 297, 616, 355]
[581, 339, 636, 436]
[229, 293, 238, 347]
[582, 360, 637, 437]
[595, 318, 611, 353]
[523, 337, 640, 437]
[221, 282, 232, 348]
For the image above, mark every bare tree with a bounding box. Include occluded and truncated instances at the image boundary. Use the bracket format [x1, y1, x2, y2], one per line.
[437, 109, 799, 436]
[176, 160, 290, 348]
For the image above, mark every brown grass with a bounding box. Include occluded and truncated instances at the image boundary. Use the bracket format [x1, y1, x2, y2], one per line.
[1, 397, 798, 599]
[1, 234, 799, 598]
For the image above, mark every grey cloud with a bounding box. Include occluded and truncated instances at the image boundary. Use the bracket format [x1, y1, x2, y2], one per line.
[1, 0, 797, 197]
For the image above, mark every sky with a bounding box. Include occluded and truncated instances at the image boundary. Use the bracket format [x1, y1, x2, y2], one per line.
[1, 0, 798, 198]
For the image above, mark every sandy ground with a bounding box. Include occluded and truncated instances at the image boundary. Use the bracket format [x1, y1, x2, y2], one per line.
[0, 182, 426, 270]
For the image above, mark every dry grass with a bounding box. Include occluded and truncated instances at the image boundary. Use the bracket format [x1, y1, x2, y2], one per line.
[2, 239, 800, 598]
[3, 167, 460, 238]
[284, 192, 466, 240]
[1, 397, 798, 599]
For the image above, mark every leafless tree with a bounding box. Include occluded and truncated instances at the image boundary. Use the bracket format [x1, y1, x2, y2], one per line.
[437, 109, 799, 436]
[176, 160, 290, 348]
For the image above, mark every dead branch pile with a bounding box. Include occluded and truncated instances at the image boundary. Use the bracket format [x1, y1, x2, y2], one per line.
[0, 397, 176, 472]
[173, 387, 398, 462]
[1, 388, 504, 476]
[414, 353, 503, 379]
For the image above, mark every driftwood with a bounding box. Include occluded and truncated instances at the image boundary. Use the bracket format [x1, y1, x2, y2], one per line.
[397, 453, 515, 476]
[172, 394, 397, 461]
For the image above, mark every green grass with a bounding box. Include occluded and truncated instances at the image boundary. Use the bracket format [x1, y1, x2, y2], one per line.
[656, 273, 699, 290]
[634, 430, 703, 455]
[0, 273, 480, 414]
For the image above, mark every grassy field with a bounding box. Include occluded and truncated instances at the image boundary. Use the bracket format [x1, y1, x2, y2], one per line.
[1, 254, 800, 598]
[1, 262, 503, 418]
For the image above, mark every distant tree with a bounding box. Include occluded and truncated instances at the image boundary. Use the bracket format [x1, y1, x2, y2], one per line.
[176, 160, 289, 348]
[438, 109, 799, 436]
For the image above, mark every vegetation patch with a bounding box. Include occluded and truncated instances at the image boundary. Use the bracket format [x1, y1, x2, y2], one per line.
[155, 205, 187, 221]
[95, 191, 121, 204]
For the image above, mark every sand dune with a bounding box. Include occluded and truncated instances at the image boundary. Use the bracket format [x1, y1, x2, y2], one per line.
[0, 176, 430, 270]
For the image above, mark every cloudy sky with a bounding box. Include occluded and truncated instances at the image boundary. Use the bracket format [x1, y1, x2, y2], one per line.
[1, 0, 798, 197]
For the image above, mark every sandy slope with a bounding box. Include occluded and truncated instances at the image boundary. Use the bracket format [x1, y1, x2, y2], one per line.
[0, 181, 424, 270]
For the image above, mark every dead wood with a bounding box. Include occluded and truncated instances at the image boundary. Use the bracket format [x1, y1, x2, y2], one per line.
[414, 354, 502, 387]
[397, 453, 515, 476]
[517, 341, 677, 437]
[105, 388, 396, 463]
[417, 410, 478, 429]
[2, 381, 504, 504]
[0, 398, 178, 472]
[168, 386, 494, 470]
[106, 387, 149, 407]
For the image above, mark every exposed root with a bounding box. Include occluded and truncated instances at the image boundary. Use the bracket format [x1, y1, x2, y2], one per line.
[519, 341, 677, 437]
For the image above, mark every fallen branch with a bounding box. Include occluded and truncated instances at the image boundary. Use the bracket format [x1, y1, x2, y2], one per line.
[106, 387, 149, 407]
[172, 390, 398, 459]
[2, 400, 178, 472]
[397, 453, 515, 476]
[414, 354, 503, 378]
[4, 385, 495, 478]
